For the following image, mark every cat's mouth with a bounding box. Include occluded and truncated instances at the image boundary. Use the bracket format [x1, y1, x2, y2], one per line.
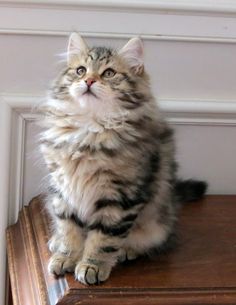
[83, 88, 97, 98]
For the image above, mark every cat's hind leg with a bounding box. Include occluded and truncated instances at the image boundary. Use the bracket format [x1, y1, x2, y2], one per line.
[121, 202, 176, 260]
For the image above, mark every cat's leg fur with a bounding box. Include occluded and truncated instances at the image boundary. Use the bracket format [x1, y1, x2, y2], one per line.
[75, 231, 123, 284]
[48, 218, 84, 275]
[74, 210, 136, 284]
[120, 199, 177, 260]
[47, 195, 85, 275]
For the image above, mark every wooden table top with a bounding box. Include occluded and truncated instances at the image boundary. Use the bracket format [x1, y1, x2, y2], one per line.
[6, 195, 236, 305]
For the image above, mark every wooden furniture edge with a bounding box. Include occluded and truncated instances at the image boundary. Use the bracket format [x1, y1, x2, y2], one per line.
[6, 196, 236, 305]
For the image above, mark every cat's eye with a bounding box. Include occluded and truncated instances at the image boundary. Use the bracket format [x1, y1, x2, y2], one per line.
[102, 68, 116, 78]
[76, 66, 86, 77]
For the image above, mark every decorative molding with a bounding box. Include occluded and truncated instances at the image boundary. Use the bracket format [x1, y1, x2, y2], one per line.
[8, 111, 26, 224]
[3, 94, 42, 110]
[0, 98, 12, 305]
[2, 99, 39, 225]
[1, 0, 236, 15]
[1, 2, 236, 43]
[0, 95, 39, 226]
[160, 99, 236, 126]
[1, 29, 236, 45]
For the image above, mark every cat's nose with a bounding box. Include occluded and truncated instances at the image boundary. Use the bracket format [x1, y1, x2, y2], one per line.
[85, 78, 96, 87]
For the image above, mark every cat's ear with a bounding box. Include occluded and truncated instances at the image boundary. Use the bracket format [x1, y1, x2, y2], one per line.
[67, 32, 88, 64]
[119, 37, 144, 75]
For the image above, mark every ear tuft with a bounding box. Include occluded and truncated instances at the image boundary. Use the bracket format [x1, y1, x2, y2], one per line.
[67, 32, 88, 64]
[119, 37, 144, 75]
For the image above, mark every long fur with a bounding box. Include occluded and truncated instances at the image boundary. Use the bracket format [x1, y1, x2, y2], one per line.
[39, 34, 207, 285]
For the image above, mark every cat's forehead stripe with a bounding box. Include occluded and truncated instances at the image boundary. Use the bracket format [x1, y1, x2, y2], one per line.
[88, 47, 113, 63]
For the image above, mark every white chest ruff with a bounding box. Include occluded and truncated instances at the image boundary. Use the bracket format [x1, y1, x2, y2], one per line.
[42, 117, 125, 222]
[51, 156, 105, 222]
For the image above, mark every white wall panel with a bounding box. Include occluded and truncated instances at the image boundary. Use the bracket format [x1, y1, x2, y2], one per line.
[175, 125, 236, 194]
[23, 121, 48, 205]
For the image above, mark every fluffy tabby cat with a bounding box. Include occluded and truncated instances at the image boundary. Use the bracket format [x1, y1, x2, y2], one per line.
[39, 33, 207, 285]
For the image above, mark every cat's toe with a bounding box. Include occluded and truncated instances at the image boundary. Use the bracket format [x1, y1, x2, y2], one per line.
[48, 253, 76, 275]
[48, 237, 73, 256]
[75, 261, 111, 285]
[126, 249, 138, 260]
[48, 236, 61, 253]
[117, 248, 127, 262]
[118, 248, 138, 262]
[76, 264, 98, 285]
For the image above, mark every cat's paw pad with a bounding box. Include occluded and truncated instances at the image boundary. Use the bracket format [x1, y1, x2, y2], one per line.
[48, 253, 76, 275]
[75, 261, 111, 285]
[118, 248, 138, 262]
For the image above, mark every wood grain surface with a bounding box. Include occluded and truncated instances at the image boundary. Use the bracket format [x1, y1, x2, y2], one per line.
[6, 195, 236, 305]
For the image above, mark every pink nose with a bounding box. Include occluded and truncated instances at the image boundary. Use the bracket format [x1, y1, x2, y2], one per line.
[85, 78, 96, 87]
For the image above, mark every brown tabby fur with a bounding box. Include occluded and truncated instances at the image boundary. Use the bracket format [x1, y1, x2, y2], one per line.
[39, 33, 206, 285]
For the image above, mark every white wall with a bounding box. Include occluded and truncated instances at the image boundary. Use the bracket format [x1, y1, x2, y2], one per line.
[1, 1, 236, 304]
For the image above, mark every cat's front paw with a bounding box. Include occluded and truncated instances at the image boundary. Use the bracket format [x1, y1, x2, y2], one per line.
[48, 253, 76, 275]
[75, 260, 111, 285]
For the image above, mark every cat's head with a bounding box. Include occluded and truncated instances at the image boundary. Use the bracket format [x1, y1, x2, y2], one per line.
[50, 33, 151, 117]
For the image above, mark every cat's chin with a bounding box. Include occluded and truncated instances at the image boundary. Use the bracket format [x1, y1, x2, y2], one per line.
[76, 93, 100, 109]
